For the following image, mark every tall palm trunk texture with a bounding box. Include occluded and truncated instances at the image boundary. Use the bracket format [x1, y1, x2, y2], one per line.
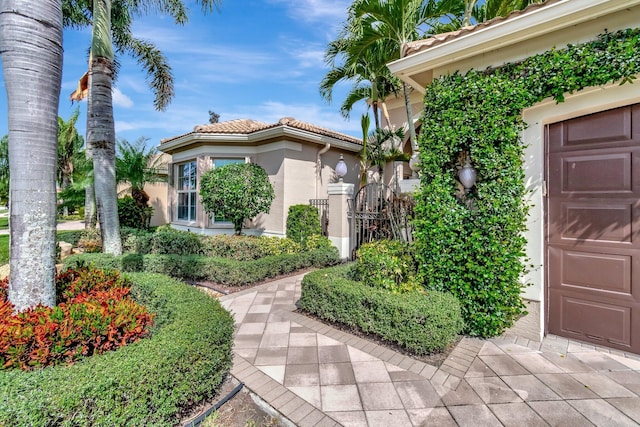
[88, 56, 121, 254]
[88, 0, 121, 255]
[0, 0, 63, 310]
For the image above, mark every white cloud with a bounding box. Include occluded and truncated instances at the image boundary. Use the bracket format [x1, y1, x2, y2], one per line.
[267, 0, 351, 23]
[112, 88, 134, 108]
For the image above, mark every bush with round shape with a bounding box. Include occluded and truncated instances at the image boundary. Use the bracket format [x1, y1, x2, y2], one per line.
[350, 240, 418, 293]
[200, 163, 275, 235]
[0, 272, 234, 426]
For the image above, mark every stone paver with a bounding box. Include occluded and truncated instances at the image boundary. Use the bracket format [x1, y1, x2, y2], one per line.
[219, 273, 640, 426]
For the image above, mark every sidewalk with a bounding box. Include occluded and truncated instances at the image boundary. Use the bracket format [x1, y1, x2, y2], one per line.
[0, 219, 85, 235]
[220, 273, 640, 427]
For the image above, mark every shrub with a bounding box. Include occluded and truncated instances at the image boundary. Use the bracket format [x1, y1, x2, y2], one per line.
[118, 196, 153, 229]
[0, 273, 234, 426]
[299, 266, 464, 355]
[64, 246, 341, 286]
[255, 236, 301, 256]
[350, 240, 419, 293]
[121, 227, 153, 254]
[201, 234, 266, 260]
[200, 163, 275, 234]
[0, 268, 154, 371]
[302, 234, 333, 251]
[151, 225, 203, 255]
[286, 204, 321, 245]
[77, 228, 102, 253]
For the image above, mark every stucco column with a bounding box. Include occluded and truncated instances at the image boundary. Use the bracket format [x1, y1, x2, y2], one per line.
[327, 182, 354, 259]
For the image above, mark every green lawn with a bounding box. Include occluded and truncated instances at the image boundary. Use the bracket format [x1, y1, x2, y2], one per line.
[0, 235, 8, 264]
[0, 217, 7, 230]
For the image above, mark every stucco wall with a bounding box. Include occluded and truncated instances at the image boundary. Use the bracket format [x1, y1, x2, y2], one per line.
[164, 139, 361, 237]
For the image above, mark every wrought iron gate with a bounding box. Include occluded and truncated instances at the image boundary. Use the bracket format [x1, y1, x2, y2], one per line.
[348, 183, 415, 258]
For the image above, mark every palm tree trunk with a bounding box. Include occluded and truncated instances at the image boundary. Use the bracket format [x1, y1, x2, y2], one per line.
[88, 56, 122, 255]
[0, 0, 62, 310]
[403, 81, 418, 152]
[87, 0, 121, 255]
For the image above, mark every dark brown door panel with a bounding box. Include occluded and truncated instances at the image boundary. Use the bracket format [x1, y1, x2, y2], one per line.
[547, 102, 640, 354]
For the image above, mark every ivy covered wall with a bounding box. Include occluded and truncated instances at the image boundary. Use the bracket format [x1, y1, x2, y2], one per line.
[414, 28, 640, 337]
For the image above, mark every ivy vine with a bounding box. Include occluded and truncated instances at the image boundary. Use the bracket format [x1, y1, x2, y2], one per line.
[414, 28, 640, 337]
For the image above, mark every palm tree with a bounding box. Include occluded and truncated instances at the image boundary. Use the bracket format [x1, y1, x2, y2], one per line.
[116, 137, 166, 207]
[67, 0, 221, 254]
[0, 1, 63, 310]
[58, 109, 85, 215]
[321, 28, 400, 130]
[349, 0, 462, 152]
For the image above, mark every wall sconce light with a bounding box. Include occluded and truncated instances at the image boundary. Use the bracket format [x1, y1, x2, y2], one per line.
[335, 154, 347, 182]
[458, 158, 477, 192]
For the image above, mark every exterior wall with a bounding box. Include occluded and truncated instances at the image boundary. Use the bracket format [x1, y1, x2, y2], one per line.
[164, 139, 361, 237]
[145, 181, 168, 226]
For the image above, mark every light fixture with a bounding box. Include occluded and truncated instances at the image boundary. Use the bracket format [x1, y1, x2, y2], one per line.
[409, 152, 420, 172]
[458, 159, 477, 192]
[335, 154, 347, 182]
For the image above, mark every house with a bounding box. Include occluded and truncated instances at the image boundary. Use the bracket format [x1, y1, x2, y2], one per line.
[387, 0, 640, 353]
[158, 117, 362, 236]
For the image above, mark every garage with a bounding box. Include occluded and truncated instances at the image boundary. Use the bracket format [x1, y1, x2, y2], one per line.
[547, 103, 640, 354]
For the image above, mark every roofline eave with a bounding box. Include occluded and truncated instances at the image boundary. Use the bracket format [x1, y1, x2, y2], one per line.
[388, 0, 640, 91]
[158, 127, 362, 154]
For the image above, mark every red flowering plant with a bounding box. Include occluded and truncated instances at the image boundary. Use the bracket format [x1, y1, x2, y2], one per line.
[0, 267, 154, 371]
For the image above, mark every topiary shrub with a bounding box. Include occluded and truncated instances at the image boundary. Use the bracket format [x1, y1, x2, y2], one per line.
[200, 163, 275, 235]
[350, 240, 418, 293]
[151, 225, 203, 255]
[286, 204, 321, 245]
[299, 265, 463, 355]
[118, 196, 153, 229]
[0, 273, 234, 426]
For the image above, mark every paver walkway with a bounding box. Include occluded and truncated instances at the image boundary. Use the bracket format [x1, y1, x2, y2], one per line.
[219, 273, 640, 426]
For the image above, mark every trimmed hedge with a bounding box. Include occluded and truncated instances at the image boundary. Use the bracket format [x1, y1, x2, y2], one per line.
[0, 272, 234, 426]
[286, 204, 321, 245]
[64, 246, 340, 286]
[299, 265, 464, 355]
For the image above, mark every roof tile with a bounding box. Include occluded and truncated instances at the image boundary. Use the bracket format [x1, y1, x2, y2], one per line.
[163, 117, 361, 145]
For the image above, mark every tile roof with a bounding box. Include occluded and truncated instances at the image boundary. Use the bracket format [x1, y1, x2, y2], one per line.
[403, 0, 558, 56]
[162, 117, 362, 145]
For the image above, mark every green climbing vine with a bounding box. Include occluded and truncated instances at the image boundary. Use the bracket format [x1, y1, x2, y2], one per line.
[414, 28, 640, 337]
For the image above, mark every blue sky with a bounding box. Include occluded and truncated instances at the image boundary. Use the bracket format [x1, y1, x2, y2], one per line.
[0, 0, 364, 149]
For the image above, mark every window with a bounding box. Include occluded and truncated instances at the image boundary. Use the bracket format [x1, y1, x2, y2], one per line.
[210, 158, 245, 224]
[177, 161, 197, 222]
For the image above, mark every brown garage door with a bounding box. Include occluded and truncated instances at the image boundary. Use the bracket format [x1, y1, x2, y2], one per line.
[547, 103, 640, 354]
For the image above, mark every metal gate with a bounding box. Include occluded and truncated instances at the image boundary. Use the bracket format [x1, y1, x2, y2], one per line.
[348, 183, 414, 258]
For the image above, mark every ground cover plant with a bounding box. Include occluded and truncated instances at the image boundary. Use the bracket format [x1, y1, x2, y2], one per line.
[415, 28, 640, 337]
[0, 272, 234, 426]
[0, 267, 153, 371]
[299, 264, 463, 355]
